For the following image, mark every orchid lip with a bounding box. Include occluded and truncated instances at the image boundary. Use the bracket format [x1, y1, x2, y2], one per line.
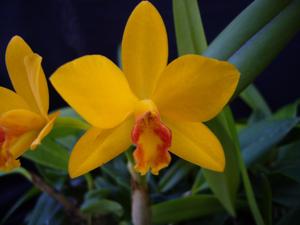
[131, 100, 172, 175]
[0, 127, 5, 147]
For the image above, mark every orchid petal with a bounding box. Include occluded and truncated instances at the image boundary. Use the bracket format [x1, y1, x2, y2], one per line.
[152, 55, 239, 122]
[50, 55, 137, 129]
[122, 1, 168, 98]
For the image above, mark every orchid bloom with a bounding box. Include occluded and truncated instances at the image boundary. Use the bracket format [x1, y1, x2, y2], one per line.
[0, 36, 58, 171]
[50, 1, 239, 178]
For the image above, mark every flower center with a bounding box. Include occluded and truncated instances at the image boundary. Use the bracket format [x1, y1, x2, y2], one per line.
[131, 100, 172, 175]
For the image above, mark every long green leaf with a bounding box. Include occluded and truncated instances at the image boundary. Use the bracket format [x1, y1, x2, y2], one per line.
[224, 108, 265, 225]
[240, 85, 272, 119]
[203, 117, 240, 216]
[152, 195, 223, 224]
[173, 0, 207, 55]
[206, 0, 300, 218]
[273, 99, 300, 120]
[205, 0, 291, 60]
[172, 0, 240, 216]
[260, 174, 272, 225]
[240, 118, 300, 166]
[229, 0, 300, 94]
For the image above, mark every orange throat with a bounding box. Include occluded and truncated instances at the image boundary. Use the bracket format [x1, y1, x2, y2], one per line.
[0, 127, 5, 148]
[0, 127, 20, 171]
[131, 111, 172, 175]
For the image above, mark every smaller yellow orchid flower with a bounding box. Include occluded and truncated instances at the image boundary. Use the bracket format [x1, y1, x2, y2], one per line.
[50, 1, 240, 178]
[0, 36, 58, 171]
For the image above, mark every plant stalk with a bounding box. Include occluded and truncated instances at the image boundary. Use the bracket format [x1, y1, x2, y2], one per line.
[29, 171, 86, 225]
[127, 151, 151, 225]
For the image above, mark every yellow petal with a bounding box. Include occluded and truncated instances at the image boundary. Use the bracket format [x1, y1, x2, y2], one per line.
[5, 36, 41, 113]
[50, 55, 137, 129]
[24, 53, 49, 117]
[69, 118, 133, 178]
[31, 111, 60, 149]
[164, 119, 225, 172]
[0, 87, 30, 114]
[0, 109, 45, 134]
[121, 1, 168, 98]
[9, 131, 39, 158]
[152, 55, 240, 122]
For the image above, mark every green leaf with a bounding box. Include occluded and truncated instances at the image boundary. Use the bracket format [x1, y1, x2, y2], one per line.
[222, 107, 265, 225]
[151, 195, 223, 224]
[158, 160, 195, 193]
[204, 0, 300, 96]
[203, 115, 240, 216]
[205, 0, 291, 60]
[80, 199, 123, 217]
[0, 188, 39, 225]
[240, 85, 272, 120]
[173, 0, 207, 55]
[260, 174, 272, 225]
[229, 0, 300, 94]
[24, 138, 69, 171]
[36, 164, 67, 187]
[50, 107, 89, 138]
[273, 140, 300, 183]
[191, 170, 208, 194]
[273, 99, 300, 120]
[240, 118, 300, 166]
[51, 117, 89, 137]
[101, 155, 131, 191]
[84, 189, 110, 200]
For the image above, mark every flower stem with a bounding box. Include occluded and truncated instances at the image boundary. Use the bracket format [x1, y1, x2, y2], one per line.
[127, 146, 151, 225]
[29, 171, 86, 224]
[131, 176, 151, 225]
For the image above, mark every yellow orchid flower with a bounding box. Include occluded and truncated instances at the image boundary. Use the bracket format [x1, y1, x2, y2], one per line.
[50, 1, 240, 178]
[0, 36, 59, 171]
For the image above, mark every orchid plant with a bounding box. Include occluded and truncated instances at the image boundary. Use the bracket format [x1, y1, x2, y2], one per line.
[0, 1, 299, 225]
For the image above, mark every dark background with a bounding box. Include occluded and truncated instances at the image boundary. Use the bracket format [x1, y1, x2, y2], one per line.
[0, 0, 299, 223]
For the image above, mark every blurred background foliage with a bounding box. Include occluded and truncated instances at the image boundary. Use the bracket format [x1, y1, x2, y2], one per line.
[0, 0, 300, 224]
